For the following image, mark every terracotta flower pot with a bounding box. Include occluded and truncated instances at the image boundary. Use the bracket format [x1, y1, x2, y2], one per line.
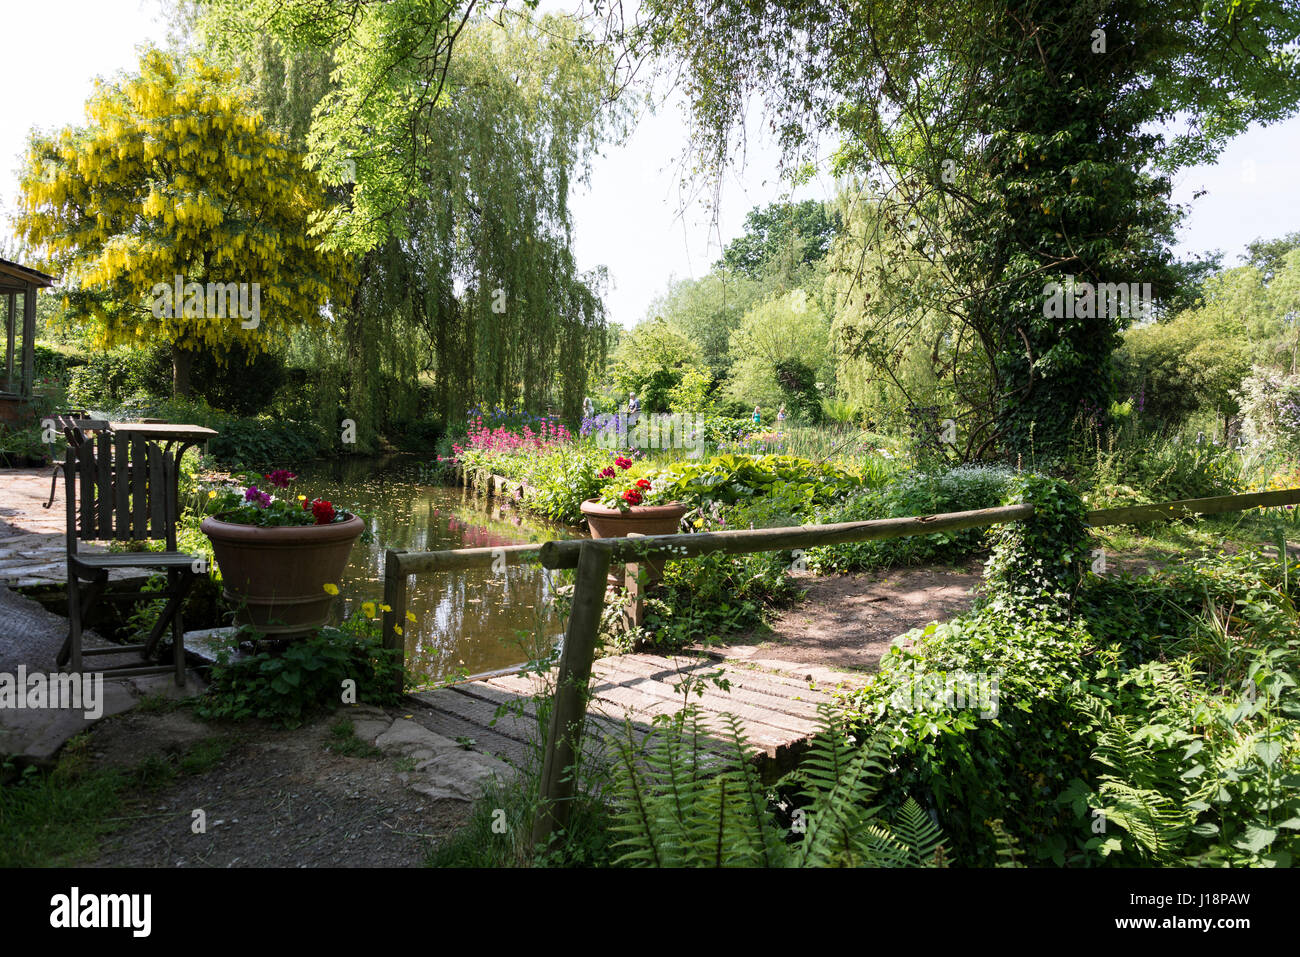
[201, 513, 364, 638]
[580, 499, 689, 585]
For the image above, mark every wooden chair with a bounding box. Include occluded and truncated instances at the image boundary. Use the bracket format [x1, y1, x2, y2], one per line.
[55, 431, 199, 685]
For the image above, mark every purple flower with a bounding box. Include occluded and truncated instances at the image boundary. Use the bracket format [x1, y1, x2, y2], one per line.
[244, 485, 272, 508]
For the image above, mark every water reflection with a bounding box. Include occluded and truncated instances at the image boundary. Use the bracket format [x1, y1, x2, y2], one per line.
[290, 456, 583, 685]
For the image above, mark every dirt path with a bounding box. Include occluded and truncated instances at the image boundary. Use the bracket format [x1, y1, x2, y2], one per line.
[712, 561, 985, 674]
[81, 706, 475, 868]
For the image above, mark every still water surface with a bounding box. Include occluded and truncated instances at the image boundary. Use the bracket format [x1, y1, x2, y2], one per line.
[290, 456, 583, 685]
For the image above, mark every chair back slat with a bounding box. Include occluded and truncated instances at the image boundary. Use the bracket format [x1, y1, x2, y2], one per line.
[131, 436, 148, 538]
[148, 443, 165, 538]
[162, 448, 177, 549]
[95, 434, 113, 533]
[113, 432, 130, 538]
[79, 444, 97, 538]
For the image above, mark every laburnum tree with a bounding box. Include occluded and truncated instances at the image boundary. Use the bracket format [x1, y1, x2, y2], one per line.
[15, 47, 352, 396]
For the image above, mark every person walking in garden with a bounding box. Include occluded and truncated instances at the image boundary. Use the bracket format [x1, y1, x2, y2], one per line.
[582, 395, 594, 420]
[752, 405, 762, 427]
[776, 403, 787, 427]
[627, 391, 640, 429]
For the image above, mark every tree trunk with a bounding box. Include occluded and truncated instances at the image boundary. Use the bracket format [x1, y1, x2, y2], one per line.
[173, 344, 193, 398]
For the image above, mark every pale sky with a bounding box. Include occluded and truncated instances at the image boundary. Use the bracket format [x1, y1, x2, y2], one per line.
[2, 0, 1298, 328]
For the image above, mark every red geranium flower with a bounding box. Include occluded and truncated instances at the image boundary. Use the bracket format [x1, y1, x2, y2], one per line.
[614, 456, 633, 470]
[635, 478, 652, 490]
[621, 489, 643, 505]
[264, 469, 296, 489]
[598, 466, 616, 478]
[310, 499, 337, 525]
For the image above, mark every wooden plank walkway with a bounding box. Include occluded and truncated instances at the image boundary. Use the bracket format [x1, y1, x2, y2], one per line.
[409, 650, 868, 776]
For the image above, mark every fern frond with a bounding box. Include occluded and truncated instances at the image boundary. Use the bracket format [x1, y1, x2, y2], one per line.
[890, 797, 948, 867]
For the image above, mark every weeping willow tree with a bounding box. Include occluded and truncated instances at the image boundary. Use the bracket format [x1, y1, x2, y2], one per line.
[825, 182, 996, 456]
[192, 2, 619, 440]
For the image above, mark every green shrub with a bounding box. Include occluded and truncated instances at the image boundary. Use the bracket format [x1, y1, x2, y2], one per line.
[772, 358, 824, 424]
[1080, 422, 1242, 509]
[640, 547, 798, 651]
[187, 343, 287, 416]
[195, 616, 406, 728]
[657, 453, 868, 517]
[67, 344, 172, 406]
[840, 608, 1096, 865]
[807, 465, 1016, 571]
[834, 476, 1098, 864]
[389, 417, 444, 454]
[520, 444, 613, 524]
[0, 424, 50, 464]
[33, 343, 83, 380]
[839, 480, 1300, 866]
[975, 473, 1089, 616]
[205, 416, 325, 468]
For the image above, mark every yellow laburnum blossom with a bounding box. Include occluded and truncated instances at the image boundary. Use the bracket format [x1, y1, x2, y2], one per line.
[11, 46, 355, 360]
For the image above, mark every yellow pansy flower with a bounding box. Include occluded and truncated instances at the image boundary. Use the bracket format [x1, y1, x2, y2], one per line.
[380, 604, 391, 612]
[405, 611, 417, 622]
[362, 601, 376, 618]
[393, 625, 403, 636]
[322, 583, 339, 596]
[208, 490, 217, 499]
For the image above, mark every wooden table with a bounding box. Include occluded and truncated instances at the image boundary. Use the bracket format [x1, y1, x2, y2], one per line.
[106, 422, 218, 461]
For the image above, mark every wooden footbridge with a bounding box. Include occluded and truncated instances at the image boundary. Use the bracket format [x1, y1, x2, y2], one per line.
[412, 649, 865, 775]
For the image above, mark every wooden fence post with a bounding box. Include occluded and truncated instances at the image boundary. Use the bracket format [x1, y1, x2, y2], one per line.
[623, 532, 644, 630]
[382, 549, 408, 694]
[532, 540, 611, 848]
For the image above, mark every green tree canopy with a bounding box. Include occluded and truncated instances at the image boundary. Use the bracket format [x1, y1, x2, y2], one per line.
[636, 0, 1300, 458]
[194, 4, 622, 424]
[718, 200, 841, 281]
[725, 290, 831, 411]
[608, 318, 707, 412]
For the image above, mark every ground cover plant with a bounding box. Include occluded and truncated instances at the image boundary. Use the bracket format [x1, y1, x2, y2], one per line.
[195, 610, 406, 728]
[833, 478, 1300, 867]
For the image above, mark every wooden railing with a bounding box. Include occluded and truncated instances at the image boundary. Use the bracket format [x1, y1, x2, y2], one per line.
[380, 486, 1300, 846]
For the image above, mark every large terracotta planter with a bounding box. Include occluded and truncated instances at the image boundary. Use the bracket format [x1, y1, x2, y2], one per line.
[201, 513, 364, 638]
[580, 499, 689, 584]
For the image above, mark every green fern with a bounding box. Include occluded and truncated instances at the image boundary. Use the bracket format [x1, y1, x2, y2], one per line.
[871, 797, 949, 867]
[608, 705, 948, 867]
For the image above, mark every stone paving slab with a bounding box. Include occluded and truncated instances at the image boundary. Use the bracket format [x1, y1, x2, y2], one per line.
[0, 467, 156, 585]
[0, 584, 204, 761]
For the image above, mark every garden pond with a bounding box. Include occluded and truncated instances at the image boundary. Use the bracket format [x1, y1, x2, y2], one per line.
[288, 456, 583, 685]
